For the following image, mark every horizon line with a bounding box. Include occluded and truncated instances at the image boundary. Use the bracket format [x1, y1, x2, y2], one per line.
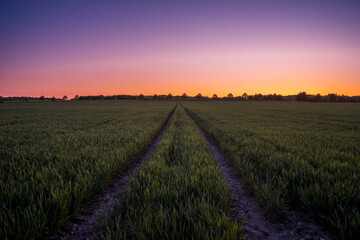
[2, 92, 360, 99]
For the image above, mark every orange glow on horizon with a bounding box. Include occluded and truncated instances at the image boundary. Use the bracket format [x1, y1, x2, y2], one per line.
[1, 45, 359, 98]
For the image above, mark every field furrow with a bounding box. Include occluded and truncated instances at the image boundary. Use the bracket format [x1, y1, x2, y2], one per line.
[0, 101, 175, 240]
[182, 103, 331, 240]
[182, 101, 360, 239]
[98, 106, 242, 239]
[49, 103, 176, 240]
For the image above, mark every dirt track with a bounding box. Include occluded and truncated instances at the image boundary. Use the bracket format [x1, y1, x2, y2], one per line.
[183, 105, 332, 240]
[48, 106, 176, 240]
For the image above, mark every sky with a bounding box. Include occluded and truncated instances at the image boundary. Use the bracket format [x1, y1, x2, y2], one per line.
[0, 0, 359, 98]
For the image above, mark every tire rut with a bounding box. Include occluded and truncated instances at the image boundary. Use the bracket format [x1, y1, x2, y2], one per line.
[48, 105, 176, 240]
[182, 105, 332, 240]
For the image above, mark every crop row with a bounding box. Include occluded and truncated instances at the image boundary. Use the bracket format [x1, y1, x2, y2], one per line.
[98, 106, 242, 239]
[183, 101, 360, 240]
[0, 101, 175, 240]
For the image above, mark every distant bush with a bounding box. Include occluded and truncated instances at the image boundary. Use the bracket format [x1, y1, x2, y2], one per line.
[242, 93, 248, 100]
[270, 93, 283, 101]
[105, 95, 118, 100]
[254, 93, 263, 100]
[296, 92, 308, 101]
[328, 93, 337, 101]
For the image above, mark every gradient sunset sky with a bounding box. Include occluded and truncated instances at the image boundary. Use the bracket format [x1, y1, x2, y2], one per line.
[1, 0, 359, 98]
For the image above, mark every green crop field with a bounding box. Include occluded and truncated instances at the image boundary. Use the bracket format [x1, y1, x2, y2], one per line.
[0, 101, 175, 240]
[98, 106, 242, 239]
[183, 101, 360, 239]
[1, 100, 359, 240]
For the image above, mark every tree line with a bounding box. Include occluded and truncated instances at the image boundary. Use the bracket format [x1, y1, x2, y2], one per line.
[1, 92, 359, 103]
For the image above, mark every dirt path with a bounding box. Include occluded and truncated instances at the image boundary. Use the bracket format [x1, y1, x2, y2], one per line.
[48, 107, 176, 240]
[183, 106, 332, 240]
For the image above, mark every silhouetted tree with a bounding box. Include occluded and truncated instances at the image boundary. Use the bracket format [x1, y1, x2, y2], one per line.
[276, 94, 283, 101]
[315, 93, 321, 101]
[227, 93, 233, 99]
[242, 93, 248, 100]
[153, 94, 158, 99]
[167, 93, 173, 100]
[338, 94, 346, 102]
[79, 95, 92, 100]
[0, 96, 3, 103]
[196, 93, 202, 99]
[63, 95, 68, 100]
[75, 95, 79, 100]
[182, 93, 187, 99]
[296, 92, 307, 101]
[105, 95, 117, 100]
[138, 94, 145, 99]
[328, 93, 337, 101]
[99, 95, 105, 100]
[40, 95, 45, 101]
[254, 93, 263, 100]
[271, 93, 282, 101]
[51, 96, 56, 102]
[212, 94, 218, 99]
